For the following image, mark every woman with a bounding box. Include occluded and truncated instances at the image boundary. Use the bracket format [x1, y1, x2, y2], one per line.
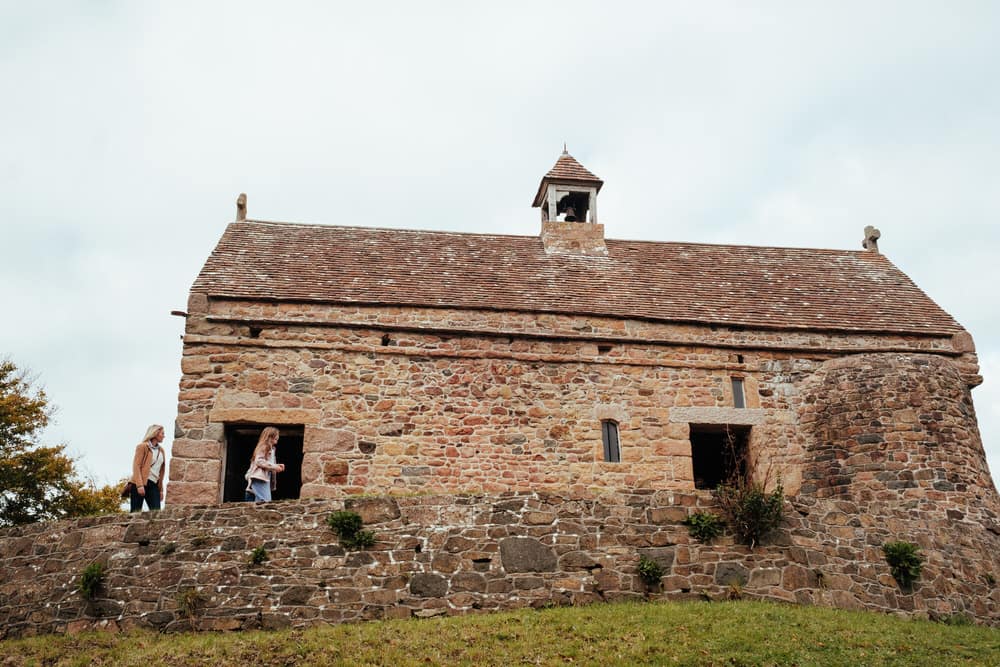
[130, 424, 167, 512]
[244, 427, 285, 502]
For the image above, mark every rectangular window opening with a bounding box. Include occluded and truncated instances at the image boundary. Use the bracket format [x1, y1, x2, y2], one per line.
[731, 377, 745, 409]
[222, 424, 304, 502]
[689, 425, 749, 490]
[601, 420, 621, 463]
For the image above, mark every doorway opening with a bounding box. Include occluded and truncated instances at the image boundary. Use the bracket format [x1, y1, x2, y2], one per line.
[222, 424, 304, 502]
[689, 424, 750, 490]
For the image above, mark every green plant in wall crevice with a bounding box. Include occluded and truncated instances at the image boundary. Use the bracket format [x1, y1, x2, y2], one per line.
[682, 511, 725, 543]
[883, 540, 924, 588]
[637, 555, 664, 588]
[248, 545, 269, 566]
[78, 562, 105, 600]
[327, 510, 376, 550]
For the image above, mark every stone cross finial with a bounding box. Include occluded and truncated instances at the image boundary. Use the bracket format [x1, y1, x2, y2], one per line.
[236, 193, 247, 221]
[862, 225, 881, 253]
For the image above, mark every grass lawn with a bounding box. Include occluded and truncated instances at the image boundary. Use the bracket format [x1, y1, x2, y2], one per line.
[3, 600, 999, 666]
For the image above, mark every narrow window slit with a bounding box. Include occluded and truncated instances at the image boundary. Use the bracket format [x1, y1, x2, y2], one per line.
[731, 377, 745, 409]
[601, 420, 620, 463]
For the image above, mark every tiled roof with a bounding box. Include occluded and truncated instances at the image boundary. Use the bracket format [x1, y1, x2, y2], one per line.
[544, 151, 602, 183]
[192, 220, 964, 336]
[532, 152, 604, 206]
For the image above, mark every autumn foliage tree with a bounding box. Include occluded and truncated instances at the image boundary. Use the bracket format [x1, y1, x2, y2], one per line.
[0, 359, 122, 526]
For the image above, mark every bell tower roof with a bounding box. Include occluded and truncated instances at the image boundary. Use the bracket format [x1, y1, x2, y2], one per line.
[531, 148, 603, 207]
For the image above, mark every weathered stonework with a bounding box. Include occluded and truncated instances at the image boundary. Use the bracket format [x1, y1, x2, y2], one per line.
[148, 155, 999, 628]
[2, 490, 999, 638]
[168, 294, 983, 505]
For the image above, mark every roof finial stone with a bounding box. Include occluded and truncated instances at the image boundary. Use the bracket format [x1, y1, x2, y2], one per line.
[236, 193, 247, 222]
[862, 225, 881, 253]
[562, 142, 568, 155]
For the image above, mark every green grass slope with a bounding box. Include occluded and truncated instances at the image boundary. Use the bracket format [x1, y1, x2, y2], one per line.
[3, 600, 998, 666]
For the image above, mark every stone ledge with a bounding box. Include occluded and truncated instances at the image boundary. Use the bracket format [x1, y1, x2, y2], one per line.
[668, 407, 788, 425]
[208, 408, 321, 425]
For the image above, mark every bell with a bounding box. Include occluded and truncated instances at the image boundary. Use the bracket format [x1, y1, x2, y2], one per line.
[564, 206, 577, 222]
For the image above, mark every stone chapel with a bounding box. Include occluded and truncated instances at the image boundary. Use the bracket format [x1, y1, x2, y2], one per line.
[7, 150, 1000, 640]
[168, 149, 996, 522]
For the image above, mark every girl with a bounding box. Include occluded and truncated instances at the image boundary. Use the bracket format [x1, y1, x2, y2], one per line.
[244, 427, 285, 502]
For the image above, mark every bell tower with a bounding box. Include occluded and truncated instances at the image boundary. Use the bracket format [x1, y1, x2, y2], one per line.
[532, 147, 607, 256]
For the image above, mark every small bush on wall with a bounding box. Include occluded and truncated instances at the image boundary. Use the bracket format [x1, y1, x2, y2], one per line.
[714, 480, 784, 548]
[883, 541, 924, 588]
[637, 555, 664, 588]
[248, 546, 269, 566]
[78, 562, 105, 600]
[327, 510, 376, 550]
[682, 511, 725, 543]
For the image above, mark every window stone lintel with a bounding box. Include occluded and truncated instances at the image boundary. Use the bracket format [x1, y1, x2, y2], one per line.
[668, 407, 789, 426]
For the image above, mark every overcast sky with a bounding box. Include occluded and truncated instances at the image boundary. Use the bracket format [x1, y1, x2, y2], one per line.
[2, 2, 998, 494]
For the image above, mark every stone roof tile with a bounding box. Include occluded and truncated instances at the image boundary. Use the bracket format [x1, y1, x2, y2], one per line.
[192, 220, 964, 336]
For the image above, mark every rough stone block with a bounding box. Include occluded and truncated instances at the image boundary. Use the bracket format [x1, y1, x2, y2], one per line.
[181, 356, 212, 374]
[409, 573, 448, 597]
[346, 497, 402, 524]
[208, 407, 321, 424]
[715, 562, 749, 586]
[180, 460, 221, 484]
[164, 481, 218, 505]
[558, 551, 599, 571]
[500, 537, 557, 573]
[170, 439, 220, 459]
[304, 428, 356, 454]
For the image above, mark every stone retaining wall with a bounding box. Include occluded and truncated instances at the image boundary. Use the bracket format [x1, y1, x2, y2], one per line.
[2, 489, 999, 639]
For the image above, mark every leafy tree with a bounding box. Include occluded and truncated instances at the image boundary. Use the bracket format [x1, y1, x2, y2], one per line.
[0, 359, 122, 526]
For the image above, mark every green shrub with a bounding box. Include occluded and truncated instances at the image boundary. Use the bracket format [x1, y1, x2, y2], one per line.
[158, 542, 178, 555]
[248, 545, 269, 566]
[78, 562, 105, 600]
[327, 510, 376, 550]
[714, 480, 784, 548]
[637, 555, 664, 587]
[350, 529, 376, 549]
[682, 511, 725, 543]
[883, 541, 924, 588]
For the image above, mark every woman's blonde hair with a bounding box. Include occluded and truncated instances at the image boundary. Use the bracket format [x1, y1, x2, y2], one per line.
[252, 426, 280, 459]
[141, 424, 164, 443]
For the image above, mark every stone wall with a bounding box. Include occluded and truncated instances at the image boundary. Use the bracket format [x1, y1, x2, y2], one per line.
[2, 489, 999, 639]
[168, 295, 980, 505]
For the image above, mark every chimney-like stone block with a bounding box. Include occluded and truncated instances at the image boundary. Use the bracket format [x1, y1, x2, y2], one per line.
[541, 221, 607, 256]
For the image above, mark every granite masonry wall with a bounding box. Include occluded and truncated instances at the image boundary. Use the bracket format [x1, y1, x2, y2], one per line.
[2, 488, 999, 640]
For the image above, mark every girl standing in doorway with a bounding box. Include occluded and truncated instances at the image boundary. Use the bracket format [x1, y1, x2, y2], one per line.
[244, 426, 284, 502]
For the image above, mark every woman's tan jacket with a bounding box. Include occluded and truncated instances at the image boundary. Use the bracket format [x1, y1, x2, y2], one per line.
[131, 442, 167, 492]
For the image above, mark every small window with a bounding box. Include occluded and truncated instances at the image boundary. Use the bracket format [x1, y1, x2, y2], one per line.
[601, 420, 621, 463]
[731, 377, 745, 409]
